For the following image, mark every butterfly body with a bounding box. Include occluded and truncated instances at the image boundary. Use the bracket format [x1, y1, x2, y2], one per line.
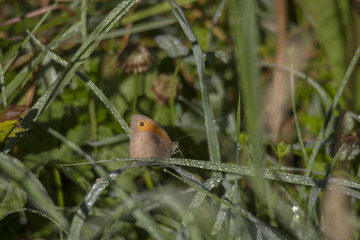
[129, 114, 178, 158]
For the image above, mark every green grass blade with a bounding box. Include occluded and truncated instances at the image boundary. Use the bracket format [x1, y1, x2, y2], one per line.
[167, 0, 221, 164]
[261, 61, 332, 109]
[305, 46, 360, 177]
[26, 31, 131, 137]
[229, 0, 262, 168]
[290, 65, 308, 162]
[0, 62, 6, 107]
[0, 208, 69, 236]
[86, 158, 360, 194]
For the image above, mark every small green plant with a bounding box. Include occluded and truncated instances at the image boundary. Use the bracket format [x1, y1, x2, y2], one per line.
[272, 141, 291, 169]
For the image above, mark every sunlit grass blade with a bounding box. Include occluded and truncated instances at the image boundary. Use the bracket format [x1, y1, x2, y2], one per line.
[67, 157, 360, 194]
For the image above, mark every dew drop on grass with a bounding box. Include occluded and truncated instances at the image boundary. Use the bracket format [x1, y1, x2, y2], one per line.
[292, 205, 300, 223]
[236, 143, 242, 151]
[206, 177, 221, 189]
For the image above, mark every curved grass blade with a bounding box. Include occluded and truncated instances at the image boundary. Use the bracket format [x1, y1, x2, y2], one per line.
[0, 152, 68, 230]
[0, 208, 69, 236]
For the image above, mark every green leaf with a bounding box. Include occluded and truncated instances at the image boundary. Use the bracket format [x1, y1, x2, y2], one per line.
[0, 120, 25, 142]
[0, 152, 68, 230]
[0, 178, 27, 218]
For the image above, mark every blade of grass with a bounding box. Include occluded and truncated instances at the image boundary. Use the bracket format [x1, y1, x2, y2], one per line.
[166, 170, 234, 208]
[80, 0, 99, 149]
[233, 92, 243, 238]
[46, 128, 108, 178]
[307, 142, 356, 221]
[229, 0, 262, 168]
[261, 61, 332, 110]
[305, 46, 360, 177]
[69, 158, 360, 193]
[236, 92, 241, 164]
[65, 18, 178, 46]
[0, 62, 5, 107]
[228, 0, 285, 235]
[290, 65, 308, 162]
[0, 208, 68, 236]
[26, 31, 131, 137]
[122, 0, 196, 24]
[206, 0, 227, 48]
[211, 180, 232, 235]
[167, 0, 221, 165]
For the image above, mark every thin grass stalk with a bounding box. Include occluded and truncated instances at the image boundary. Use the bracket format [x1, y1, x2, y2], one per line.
[260, 61, 331, 111]
[70, 158, 360, 193]
[81, 0, 98, 149]
[305, 46, 360, 177]
[170, 64, 180, 127]
[167, 0, 222, 165]
[0, 63, 5, 107]
[290, 65, 308, 162]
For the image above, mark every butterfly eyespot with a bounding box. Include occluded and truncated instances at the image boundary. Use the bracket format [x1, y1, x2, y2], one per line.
[139, 121, 145, 127]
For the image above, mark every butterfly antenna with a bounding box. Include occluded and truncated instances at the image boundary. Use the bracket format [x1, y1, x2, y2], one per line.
[176, 133, 193, 141]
